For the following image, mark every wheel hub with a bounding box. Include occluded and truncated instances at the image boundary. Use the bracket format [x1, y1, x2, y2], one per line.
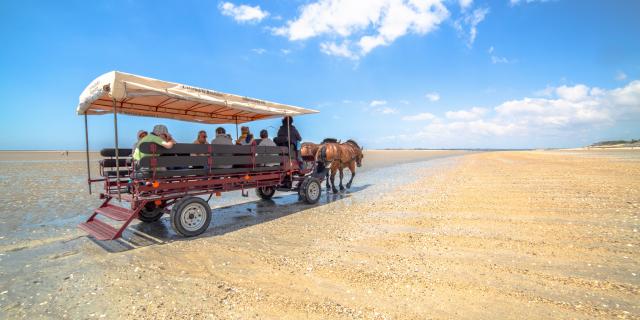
[181, 203, 206, 231]
[308, 182, 319, 199]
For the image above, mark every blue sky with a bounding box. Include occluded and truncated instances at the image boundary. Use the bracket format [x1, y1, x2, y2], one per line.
[1, 0, 639, 150]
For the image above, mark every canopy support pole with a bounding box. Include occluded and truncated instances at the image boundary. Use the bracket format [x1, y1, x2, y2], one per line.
[287, 115, 292, 170]
[113, 98, 121, 202]
[235, 117, 239, 141]
[84, 113, 92, 195]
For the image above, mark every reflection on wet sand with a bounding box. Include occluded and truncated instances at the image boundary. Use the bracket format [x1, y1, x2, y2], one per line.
[96, 184, 371, 253]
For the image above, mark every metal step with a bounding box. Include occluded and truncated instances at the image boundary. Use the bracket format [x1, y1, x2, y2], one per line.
[95, 204, 134, 221]
[78, 219, 119, 241]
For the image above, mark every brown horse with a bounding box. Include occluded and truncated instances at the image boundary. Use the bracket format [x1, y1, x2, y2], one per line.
[316, 139, 363, 193]
[301, 139, 338, 182]
[301, 142, 321, 160]
[301, 138, 338, 159]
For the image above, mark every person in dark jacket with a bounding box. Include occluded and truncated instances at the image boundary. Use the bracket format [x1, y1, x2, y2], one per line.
[275, 116, 303, 167]
[276, 116, 301, 148]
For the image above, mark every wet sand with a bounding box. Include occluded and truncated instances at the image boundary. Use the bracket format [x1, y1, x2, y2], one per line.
[1, 150, 639, 318]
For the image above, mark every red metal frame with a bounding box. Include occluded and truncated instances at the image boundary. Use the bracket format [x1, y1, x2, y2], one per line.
[98, 154, 315, 213]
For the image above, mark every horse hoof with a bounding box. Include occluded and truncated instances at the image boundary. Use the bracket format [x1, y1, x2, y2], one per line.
[346, 183, 351, 189]
[339, 186, 345, 191]
[332, 188, 339, 194]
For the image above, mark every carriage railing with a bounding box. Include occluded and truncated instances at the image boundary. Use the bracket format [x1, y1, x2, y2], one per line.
[97, 143, 295, 198]
[136, 142, 290, 178]
[97, 148, 133, 196]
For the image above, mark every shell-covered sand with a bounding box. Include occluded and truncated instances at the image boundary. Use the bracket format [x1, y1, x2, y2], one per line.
[1, 150, 638, 319]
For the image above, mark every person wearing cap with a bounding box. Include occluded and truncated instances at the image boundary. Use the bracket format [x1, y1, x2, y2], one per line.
[132, 124, 176, 161]
[132, 130, 147, 151]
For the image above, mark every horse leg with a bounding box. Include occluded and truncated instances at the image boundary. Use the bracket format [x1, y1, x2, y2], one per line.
[325, 163, 331, 190]
[339, 167, 345, 191]
[346, 162, 356, 189]
[325, 169, 330, 190]
[330, 167, 338, 194]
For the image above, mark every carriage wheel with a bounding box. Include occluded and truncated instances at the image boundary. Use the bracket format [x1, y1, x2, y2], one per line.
[256, 186, 276, 200]
[138, 201, 165, 223]
[300, 177, 322, 204]
[170, 197, 212, 237]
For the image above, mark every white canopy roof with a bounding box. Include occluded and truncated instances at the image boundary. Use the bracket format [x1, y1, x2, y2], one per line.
[77, 71, 318, 124]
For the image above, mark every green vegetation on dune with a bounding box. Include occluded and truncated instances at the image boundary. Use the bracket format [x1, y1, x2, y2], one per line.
[590, 139, 640, 147]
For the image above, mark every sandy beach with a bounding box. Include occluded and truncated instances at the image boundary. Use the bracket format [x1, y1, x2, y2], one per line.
[0, 149, 638, 319]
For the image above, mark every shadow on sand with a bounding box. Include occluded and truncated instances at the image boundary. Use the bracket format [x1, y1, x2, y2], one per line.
[90, 184, 371, 253]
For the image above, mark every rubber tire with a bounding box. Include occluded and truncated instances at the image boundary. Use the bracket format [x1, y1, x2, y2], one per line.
[138, 202, 165, 223]
[298, 185, 307, 202]
[300, 177, 322, 204]
[170, 197, 212, 237]
[256, 186, 276, 200]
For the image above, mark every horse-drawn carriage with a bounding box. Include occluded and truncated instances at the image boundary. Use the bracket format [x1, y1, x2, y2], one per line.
[77, 71, 321, 240]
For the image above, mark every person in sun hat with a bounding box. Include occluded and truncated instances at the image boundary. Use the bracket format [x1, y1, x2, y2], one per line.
[133, 124, 176, 161]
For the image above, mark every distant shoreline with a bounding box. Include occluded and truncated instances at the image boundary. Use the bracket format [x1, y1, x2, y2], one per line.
[1, 147, 637, 153]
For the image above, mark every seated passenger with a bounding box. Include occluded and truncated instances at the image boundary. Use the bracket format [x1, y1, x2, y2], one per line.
[133, 124, 175, 161]
[275, 116, 301, 149]
[193, 130, 209, 144]
[133, 130, 147, 151]
[191, 130, 209, 159]
[211, 127, 232, 169]
[236, 126, 255, 145]
[258, 129, 276, 147]
[258, 130, 279, 167]
[211, 127, 232, 145]
[275, 116, 303, 167]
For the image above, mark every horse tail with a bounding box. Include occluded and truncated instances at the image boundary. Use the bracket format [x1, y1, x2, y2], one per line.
[316, 144, 327, 163]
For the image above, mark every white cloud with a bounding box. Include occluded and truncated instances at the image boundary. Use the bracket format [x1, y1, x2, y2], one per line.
[273, 0, 449, 59]
[378, 107, 398, 114]
[534, 85, 555, 97]
[251, 48, 266, 54]
[488, 46, 515, 64]
[490, 56, 508, 64]
[615, 71, 628, 81]
[459, 0, 473, 10]
[281, 49, 291, 55]
[608, 81, 640, 110]
[219, 2, 269, 23]
[454, 6, 489, 47]
[510, 0, 552, 6]
[320, 41, 358, 59]
[445, 107, 487, 120]
[425, 92, 440, 102]
[555, 84, 589, 101]
[493, 82, 640, 128]
[369, 100, 387, 107]
[402, 112, 437, 121]
[380, 80, 640, 147]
